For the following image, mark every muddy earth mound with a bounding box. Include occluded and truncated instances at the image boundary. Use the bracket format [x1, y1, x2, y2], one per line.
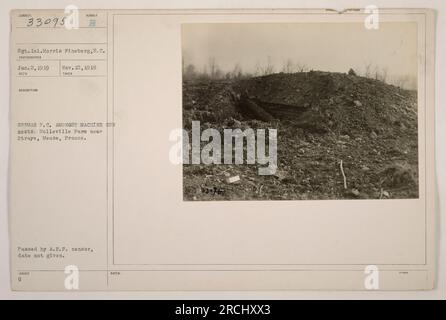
[182, 71, 418, 200]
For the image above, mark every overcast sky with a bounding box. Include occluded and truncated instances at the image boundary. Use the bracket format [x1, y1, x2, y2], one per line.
[182, 22, 418, 88]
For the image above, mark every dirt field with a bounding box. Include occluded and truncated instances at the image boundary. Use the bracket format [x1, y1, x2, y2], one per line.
[182, 72, 419, 201]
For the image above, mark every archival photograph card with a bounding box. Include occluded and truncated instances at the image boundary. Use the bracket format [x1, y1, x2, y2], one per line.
[9, 8, 437, 291]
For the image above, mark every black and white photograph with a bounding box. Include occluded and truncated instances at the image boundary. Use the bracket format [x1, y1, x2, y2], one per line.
[182, 22, 419, 201]
[3, 4, 442, 297]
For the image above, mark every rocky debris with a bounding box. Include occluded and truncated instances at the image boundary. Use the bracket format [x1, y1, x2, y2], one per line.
[182, 71, 418, 200]
[380, 164, 417, 189]
[353, 100, 363, 107]
[273, 170, 288, 181]
[226, 175, 240, 184]
[381, 190, 390, 198]
[229, 72, 417, 136]
[370, 131, 378, 139]
[237, 91, 275, 122]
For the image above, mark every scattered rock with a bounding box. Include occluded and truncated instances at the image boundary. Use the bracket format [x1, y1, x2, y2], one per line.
[226, 175, 240, 184]
[183, 71, 419, 200]
[273, 170, 288, 181]
[380, 164, 417, 188]
[233, 119, 242, 127]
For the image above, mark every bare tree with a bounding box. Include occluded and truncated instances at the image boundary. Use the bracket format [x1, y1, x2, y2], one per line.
[263, 56, 275, 75]
[364, 62, 373, 78]
[362, 62, 389, 84]
[380, 67, 388, 82]
[393, 75, 410, 89]
[208, 57, 225, 79]
[295, 62, 308, 72]
[231, 63, 243, 79]
[282, 59, 295, 73]
[184, 64, 197, 80]
[373, 65, 380, 80]
[254, 61, 262, 76]
[208, 57, 217, 78]
[282, 59, 308, 73]
[199, 65, 210, 80]
[256, 57, 274, 75]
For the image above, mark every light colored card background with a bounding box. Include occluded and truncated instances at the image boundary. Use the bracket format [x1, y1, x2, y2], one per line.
[113, 15, 427, 266]
[1, 0, 445, 299]
[7, 9, 433, 291]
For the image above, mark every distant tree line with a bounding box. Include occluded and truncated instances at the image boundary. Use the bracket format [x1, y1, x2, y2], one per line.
[358, 61, 417, 90]
[182, 57, 253, 81]
[182, 56, 417, 90]
[182, 56, 308, 81]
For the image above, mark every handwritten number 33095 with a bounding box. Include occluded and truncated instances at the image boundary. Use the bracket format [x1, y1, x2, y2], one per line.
[26, 17, 66, 28]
